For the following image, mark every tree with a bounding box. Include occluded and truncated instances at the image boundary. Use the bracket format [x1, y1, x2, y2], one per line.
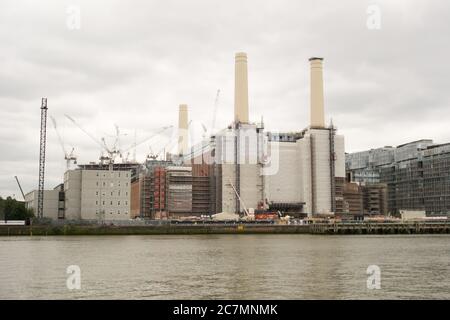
[0, 196, 34, 221]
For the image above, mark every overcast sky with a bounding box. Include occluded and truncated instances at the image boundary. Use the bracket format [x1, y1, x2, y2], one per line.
[1, 0, 449, 198]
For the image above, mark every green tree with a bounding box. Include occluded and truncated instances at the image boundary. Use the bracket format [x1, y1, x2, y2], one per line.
[0, 196, 34, 221]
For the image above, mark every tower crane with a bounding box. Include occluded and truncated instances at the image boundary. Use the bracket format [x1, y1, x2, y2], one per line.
[65, 114, 122, 165]
[50, 116, 77, 170]
[121, 125, 173, 160]
[65, 114, 173, 166]
[102, 124, 127, 159]
[37, 98, 48, 219]
[148, 131, 179, 160]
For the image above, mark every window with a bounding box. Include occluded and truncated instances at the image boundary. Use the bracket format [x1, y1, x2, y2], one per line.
[118, 210, 120, 214]
[125, 201, 128, 206]
[110, 201, 113, 205]
[118, 190, 121, 196]
[96, 182, 99, 186]
[111, 191, 113, 196]
[103, 182, 106, 187]
[96, 172, 99, 177]
[102, 201, 105, 205]
[96, 191, 99, 196]
[96, 201, 98, 205]
[118, 201, 120, 205]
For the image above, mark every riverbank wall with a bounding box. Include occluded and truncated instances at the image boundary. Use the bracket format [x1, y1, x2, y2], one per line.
[0, 222, 449, 236]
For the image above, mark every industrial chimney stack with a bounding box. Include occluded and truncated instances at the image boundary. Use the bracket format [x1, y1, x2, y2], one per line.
[234, 52, 249, 124]
[178, 104, 188, 155]
[309, 57, 325, 128]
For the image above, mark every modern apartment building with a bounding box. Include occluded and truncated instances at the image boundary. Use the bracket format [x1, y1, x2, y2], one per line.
[346, 140, 450, 215]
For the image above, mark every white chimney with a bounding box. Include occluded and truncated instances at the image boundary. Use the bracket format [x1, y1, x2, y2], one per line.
[309, 57, 325, 128]
[234, 52, 249, 124]
[178, 104, 188, 155]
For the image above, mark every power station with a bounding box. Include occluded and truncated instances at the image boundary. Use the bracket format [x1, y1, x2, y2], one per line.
[26, 52, 347, 220]
[25, 52, 450, 221]
[185, 53, 345, 217]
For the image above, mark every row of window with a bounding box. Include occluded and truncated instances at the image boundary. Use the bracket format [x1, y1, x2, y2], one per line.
[95, 200, 128, 206]
[95, 181, 129, 187]
[96, 210, 129, 215]
[95, 191, 128, 197]
[95, 172, 129, 178]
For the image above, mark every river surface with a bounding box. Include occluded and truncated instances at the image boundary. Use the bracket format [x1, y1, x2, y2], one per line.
[0, 234, 449, 299]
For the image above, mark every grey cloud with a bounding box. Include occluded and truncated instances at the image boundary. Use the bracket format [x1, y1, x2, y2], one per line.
[1, 0, 449, 196]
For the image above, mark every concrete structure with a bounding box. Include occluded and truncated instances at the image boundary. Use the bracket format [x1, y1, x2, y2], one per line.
[362, 183, 388, 215]
[185, 54, 345, 217]
[211, 122, 265, 214]
[234, 52, 249, 123]
[309, 57, 325, 128]
[130, 178, 141, 219]
[25, 185, 63, 220]
[263, 58, 345, 216]
[265, 127, 345, 216]
[166, 166, 192, 216]
[342, 182, 388, 216]
[178, 104, 189, 155]
[130, 159, 179, 219]
[64, 169, 131, 220]
[343, 182, 363, 215]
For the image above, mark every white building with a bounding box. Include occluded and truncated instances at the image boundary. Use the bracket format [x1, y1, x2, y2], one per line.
[64, 169, 131, 221]
[186, 54, 345, 216]
[264, 58, 345, 215]
[213, 122, 265, 214]
[24, 185, 63, 220]
[266, 127, 345, 215]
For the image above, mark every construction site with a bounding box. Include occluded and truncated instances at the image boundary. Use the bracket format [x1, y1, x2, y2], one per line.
[16, 52, 348, 223]
[16, 52, 450, 225]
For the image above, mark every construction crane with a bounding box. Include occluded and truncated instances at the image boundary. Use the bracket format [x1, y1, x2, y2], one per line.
[66, 114, 173, 166]
[37, 98, 48, 219]
[102, 123, 127, 159]
[198, 90, 220, 141]
[146, 146, 158, 160]
[211, 89, 220, 134]
[149, 132, 179, 160]
[121, 125, 173, 159]
[228, 179, 250, 217]
[65, 114, 122, 165]
[50, 116, 77, 170]
[14, 176, 25, 201]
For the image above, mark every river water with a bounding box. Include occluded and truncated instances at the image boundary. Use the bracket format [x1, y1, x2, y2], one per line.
[0, 234, 448, 299]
